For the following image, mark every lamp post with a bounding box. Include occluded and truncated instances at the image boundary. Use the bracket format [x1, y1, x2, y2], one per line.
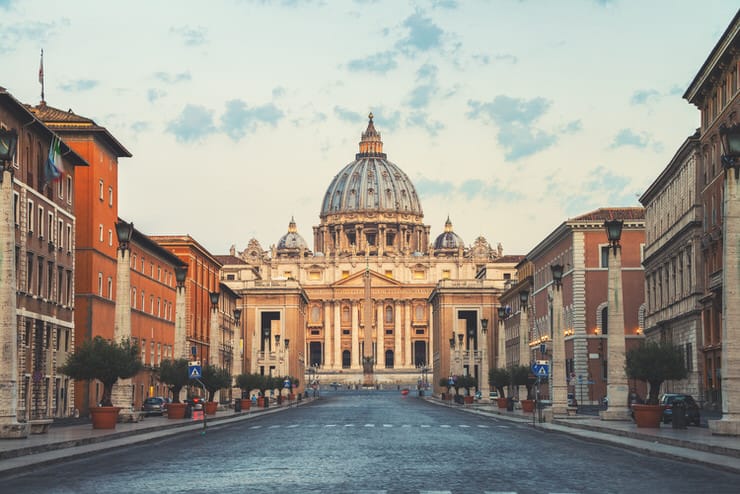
[549, 264, 569, 417]
[173, 264, 188, 360]
[111, 219, 135, 411]
[480, 317, 489, 399]
[0, 128, 28, 439]
[497, 306, 507, 369]
[516, 290, 530, 402]
[208, 291, 220, 371]
[709, 123, 740, 435]
[600, 219, 631, 421]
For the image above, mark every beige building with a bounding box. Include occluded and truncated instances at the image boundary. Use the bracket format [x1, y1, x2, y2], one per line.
[220, 115, 519, 394]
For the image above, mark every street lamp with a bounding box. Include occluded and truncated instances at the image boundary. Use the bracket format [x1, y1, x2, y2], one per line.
[208, 290, 220, 372]
[174, 264, 188, 361]
[174, 264, 188, 288]
[600, 219, 631, 421]
[480, 318, 488, 334]
[209, 291, 220, 309]
[549, 263, 568, 416]
[114, 220, 134, 251]
[497, 306, 507, 369]
[112, 219, 134, 409]
[0, 128, 18, 183]
[719, 122, 740, 174]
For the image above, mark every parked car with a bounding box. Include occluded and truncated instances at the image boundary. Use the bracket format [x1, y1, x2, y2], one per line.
[474, 391, 482, 401]
[489, 391, 499, 400]
[660, 393, 701, 425]
[142, 396, 169, 416]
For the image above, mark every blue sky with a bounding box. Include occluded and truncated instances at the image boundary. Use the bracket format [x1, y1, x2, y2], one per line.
[1, 0, 737, 256]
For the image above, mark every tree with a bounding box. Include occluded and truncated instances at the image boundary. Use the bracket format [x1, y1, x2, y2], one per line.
[509, 364, 536, 400]
[201, 364, 232, 402]
[236, 373, 261, 399]
[158, 358, 191, 403]
[459, 375, 477, 396]
[625, 341, 688, 405]
[488, 367, 510, 398]
[439, 377, 452, 395]
[58, 336, 142, 407]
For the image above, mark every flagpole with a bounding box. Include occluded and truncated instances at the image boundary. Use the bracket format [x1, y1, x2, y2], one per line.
[39, 49, 45, 104]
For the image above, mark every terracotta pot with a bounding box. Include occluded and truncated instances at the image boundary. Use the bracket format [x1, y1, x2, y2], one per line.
[205, 401, 218, 415]
[521, 399, 535, 413]
[239, 399, 251, 411]
[167, 402, 187, 419]
[497, 397, 509, 409]
[89, 406, 120, 429]
[632, 404, 665, 428]
[463, 396, 474, 404]
[257, 397, 265, 407]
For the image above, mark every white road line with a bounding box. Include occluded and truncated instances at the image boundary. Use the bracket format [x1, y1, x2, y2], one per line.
[325, 424, 337, 427]
[439, 424, 451, 428]
[364, 423, 375, 427]
[344, 424, 354, 427]
[249, 425, 262, 429]
[286, 424, 299, 428]
[401, 424, 412, 427]
[383, 424, 393, 427]
[477, 424, 490, 428]
[420, 424, 431, 428]
[459, 424, 471, 428]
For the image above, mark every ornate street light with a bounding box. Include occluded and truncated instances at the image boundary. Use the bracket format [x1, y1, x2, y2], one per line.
[233, 308, 242, 326]
[604, 219, 623, 254]
[480, 318, 488, 334]
[174, 264, 188, 288]
[209, 291, 220, 309]
[519, 290, 529, 308]
[114, 220, 134, 251]
[449, 336, 455, 348]
[719, 122, 740, 174]
[0, 128, 18, 182]
[497, 306, 506, 320]
[551, 264, 564, 288]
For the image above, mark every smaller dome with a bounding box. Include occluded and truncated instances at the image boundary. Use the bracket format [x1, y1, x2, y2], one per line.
[277, 217, 308, 250]
[434, 216, 464, 250]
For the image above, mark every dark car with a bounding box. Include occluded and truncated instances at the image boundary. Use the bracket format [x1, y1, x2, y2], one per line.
[660, 393, 701, 425]
[142, 396, 169, 416]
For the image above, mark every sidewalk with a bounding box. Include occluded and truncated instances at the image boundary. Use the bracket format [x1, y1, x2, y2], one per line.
[0, 400, 305, 476]
[436, 399, 740, 474]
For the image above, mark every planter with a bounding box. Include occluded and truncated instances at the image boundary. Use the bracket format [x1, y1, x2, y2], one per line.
[239, 399, 251, 411]
[463, 396, 474, 404]
[166, 402, 187, 419]
[497, 397, 509, 409]
[288, 393, 295, 400]
[257, 397, 265, 407]
[205, 401, 218, 415]
[89, 406, 120, 429]
[632, 404, 665, 428]
[521, 399, 535, 413]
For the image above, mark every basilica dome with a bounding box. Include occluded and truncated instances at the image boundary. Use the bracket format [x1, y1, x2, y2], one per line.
[320, 113, 423, 219]
[433, 216, 464, 251]
[277, 217, 308, 250]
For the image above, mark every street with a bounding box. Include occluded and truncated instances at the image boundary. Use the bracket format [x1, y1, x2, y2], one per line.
[4, 390, 739, 493]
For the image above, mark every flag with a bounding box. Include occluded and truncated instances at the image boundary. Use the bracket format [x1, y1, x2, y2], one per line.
[38, 53, 43, 83]
[44, 136, 63, 184]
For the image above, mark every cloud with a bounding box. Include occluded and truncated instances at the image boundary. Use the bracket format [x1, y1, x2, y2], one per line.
[406, 110, 444, 136]
[272, 86, 286, 98]
[415, 176, 523, 203]
[467, 95, 557, 160]
[561, 120, 582, 134]
[153, 71, 192, 84]
[430, 0, 458, 9]
[170, 26, 207, 46]
[59, 79, 99, 92]
[630, 89, 659, 105]
[220, 100, 284, 141]
[610, 128, 649, 148]
[346, 51, 398, 74]
[561, 165, 637, 215]
[406, 64, 438, 109]
[0, 0, 14, 9]
[130, 121, 150, 133]
[371, 109, 401, 132]
[414, 176, 454, 197]
[395, 11, 444, 55]
[334, 106, 365, 123]
[147, 88, 166, 103]
[0, 19, 69, 49]
[166, 104, 217, 143]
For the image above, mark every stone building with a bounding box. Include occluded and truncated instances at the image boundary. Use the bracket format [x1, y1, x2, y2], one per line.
[639, 133, 704, 399]
[220, 115, 519, 395]
[1, 88, 86, 436]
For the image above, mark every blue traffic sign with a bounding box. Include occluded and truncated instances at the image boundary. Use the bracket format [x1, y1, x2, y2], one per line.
[531, 363, 549, 378]
[188, 365, 202, 379]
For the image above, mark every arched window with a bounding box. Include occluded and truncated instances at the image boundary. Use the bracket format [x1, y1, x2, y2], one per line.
[311, 306, 320, 323]
[342, 305, 350, 322]
[385, 350, 394, 368]
[601, 306, 609, 335]
[385, 305, 393, 323]
[342, 350, 351, 368]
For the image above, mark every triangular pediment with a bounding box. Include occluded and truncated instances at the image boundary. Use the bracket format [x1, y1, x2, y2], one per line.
[331, 269, 403, 288]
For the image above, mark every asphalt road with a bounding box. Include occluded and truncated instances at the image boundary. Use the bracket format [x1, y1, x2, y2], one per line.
[5, 390, 739, 493]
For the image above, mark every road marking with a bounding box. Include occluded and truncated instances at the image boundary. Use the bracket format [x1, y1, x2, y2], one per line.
[420, 424, 431, 428]
[401, 424, 411, 427]
[364, 423, 375, 427]
[344, 424, 354, 427]
[325, 424, 337, 427]
[383, 424, 393, 427]
[286, 424, 299, 428]
[249, 425, 262, 429]
[268, 425, 280, 428]
[477, 424, 490, 428]
[459, 424, 471, 428]
[439, 424, 451, 428]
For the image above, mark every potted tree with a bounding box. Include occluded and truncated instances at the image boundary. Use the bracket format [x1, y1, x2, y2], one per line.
[236, 373, 261, 411]
[202, 365, 232, 415]
[257, 374, 274, 407]
[510, 365, 536, 413]
[489, 367, 510, 409]
[626, 341, 688, 428]
[460, 375, 477, 404]
[58, 336, 142, 429]
[439, 377, 452, 401]
[158, 358, 191, 419]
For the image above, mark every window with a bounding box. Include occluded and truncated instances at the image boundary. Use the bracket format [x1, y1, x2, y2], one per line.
[47, 261, 54, 299]
[108, 229, 113, 246]
[58, 176, 64, 198]
[385, 270, 393, 278]
[99, 224, 103, 242]
[108, 186, 113, 207]
[66, 224, 72, 252]
[37, 256, 44, 295]
[685, 343, 693, 372]
[141, 290, 145, 309]
[98, 273, 103, 296]
[57, 267, 63, 302]
[342, 270, 349, 279]
[38, 207, 44, 239]
[107, 277, 112, 299]
[65, 270, 72, 305]
[601, 306, 608, 335]
[385, 306, 393, 323]
[13, 192, 19, 226]
[57, 219, 63, 248]
[132, 288, 137, 309]
[157, 266, 161, 281]
[48, 212, 54, 242]
[441, 270, 450, 280]
[600, 245, 610, 268]
[99, 180, 104, 200]
[27, 200, 33, 232]
[66, 176, 72, 204]
[413, 270, 424, 280]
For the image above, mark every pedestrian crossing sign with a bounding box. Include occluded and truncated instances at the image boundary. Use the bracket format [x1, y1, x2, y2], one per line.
[188, 365, 202, 379]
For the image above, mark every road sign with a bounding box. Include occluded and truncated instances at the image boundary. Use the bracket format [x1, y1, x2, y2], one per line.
[531, 363, 549, 378]
[188, 364, 202, 379]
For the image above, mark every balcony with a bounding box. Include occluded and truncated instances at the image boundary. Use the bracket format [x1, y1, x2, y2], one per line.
[708, 269, 723, 291]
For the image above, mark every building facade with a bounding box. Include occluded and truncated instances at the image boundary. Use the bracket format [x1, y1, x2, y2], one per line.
[1, 88, 86, 430]
[640, 133, 704, 399]
[220, 116, 519, 395]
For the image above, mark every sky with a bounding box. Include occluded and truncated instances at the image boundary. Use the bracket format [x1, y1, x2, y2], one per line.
[1, 0, 738, 257]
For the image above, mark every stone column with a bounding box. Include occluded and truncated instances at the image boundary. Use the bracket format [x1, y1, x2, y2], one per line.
[377, 304, 385, 368]
[323, 302, 332, 368]
[600, 243, 631, 421]
[480, 314, 490, 398]
[394, 301, 402, 365]
[351, 301, 359, 368]
[404, 302, 412, 367]
[0, 165, 29, 438]
[710, 165, 740, 435]
[333, 302, 341, 369]
[518, 306, 529, 368]
[174, 276, 188, 360]
[209, 304, 220, 368]
[497, 318, 506, 369]
[551, 286, 569, 416]
[111, 235, 133, 410]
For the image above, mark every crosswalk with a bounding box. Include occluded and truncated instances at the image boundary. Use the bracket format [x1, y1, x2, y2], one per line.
[346, 491, 576, 494]
[247, 423, 511, 430]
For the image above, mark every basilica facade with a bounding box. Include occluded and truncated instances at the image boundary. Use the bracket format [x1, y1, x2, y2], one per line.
[219, 115, 521, 395]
